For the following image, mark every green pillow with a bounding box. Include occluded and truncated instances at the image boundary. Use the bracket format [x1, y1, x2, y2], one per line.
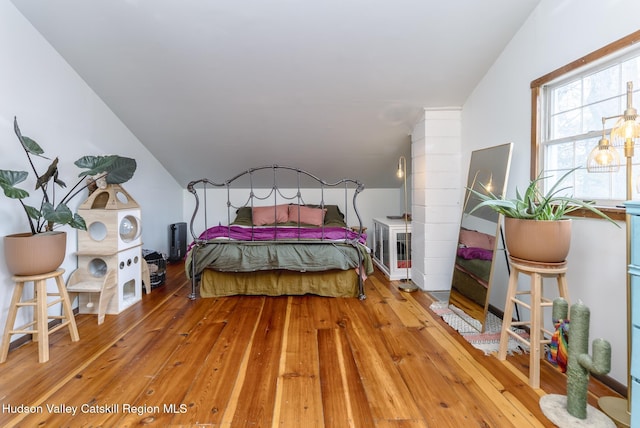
[231, 207, 253, 226]
[323, 205, 346, 227]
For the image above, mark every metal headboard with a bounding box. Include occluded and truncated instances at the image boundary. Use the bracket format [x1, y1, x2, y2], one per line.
[186, 164, 366, 299]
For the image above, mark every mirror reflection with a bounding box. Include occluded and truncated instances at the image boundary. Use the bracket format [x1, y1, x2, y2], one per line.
[448, 143, 513, 332]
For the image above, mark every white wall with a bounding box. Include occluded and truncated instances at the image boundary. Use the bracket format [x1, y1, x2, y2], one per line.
[462, 0, 640, 385]
[0, 1, 183, 338]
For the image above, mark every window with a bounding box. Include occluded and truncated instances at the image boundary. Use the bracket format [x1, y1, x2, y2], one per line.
[531, 30, 640, 218]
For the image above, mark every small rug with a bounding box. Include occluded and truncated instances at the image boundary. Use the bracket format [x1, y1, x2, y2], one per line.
[429, 301, 529, 356]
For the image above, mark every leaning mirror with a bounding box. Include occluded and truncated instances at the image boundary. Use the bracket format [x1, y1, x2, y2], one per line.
[448, 143, 513, 332]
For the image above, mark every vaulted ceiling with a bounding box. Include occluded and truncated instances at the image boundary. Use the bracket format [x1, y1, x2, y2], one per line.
[11, 0, 540, 188]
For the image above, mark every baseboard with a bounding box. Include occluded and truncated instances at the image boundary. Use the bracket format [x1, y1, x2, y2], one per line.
[488, 304, 628, 399]
[592, 372, 628, 398]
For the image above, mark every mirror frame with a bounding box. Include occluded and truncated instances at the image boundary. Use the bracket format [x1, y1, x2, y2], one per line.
[448, 142, 513, 332]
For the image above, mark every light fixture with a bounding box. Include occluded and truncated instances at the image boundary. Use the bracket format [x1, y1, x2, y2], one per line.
[611, 81, 640, 153]
[587, 119, 620, 173]
[397, 155, 417, 292]
[397, 158, 404, 179]
[588, 80, 640, 427]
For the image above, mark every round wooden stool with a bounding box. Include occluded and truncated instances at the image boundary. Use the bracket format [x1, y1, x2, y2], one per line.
[498, 257, 570, 389]
[0, 269, 80, 363]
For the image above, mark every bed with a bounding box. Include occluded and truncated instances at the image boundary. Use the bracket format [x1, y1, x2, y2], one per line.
[185, 165, 373, 300]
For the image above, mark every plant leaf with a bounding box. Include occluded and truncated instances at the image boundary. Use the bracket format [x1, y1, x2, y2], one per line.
[0, 169, 28, 186]
[41, 202, 74, 226]
[465, 165, 620, 227]
[24, 205, 42, 221]
[0, 170, 30, 199]
[69, 213, 87, 231]
[75, 155, 137, 184]
[14, 117, 48, 158]
[74, 155, 117, 172]
[21, 136, 46, 157]
[36, 158, 66, 190]
[104, 156, 137, 184]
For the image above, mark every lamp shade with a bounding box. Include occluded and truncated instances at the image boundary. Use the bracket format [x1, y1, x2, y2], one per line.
[611, 116, 640, 146]
[397, 157, 405, 178]
[610, 81, 640, 148]
[587, 136, 620, 173]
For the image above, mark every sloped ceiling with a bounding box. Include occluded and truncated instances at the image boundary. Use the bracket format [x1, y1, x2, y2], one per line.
[11, 0, 539, 188]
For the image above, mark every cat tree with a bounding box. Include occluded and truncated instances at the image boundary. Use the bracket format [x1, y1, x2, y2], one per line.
[73, 184, 143, 315]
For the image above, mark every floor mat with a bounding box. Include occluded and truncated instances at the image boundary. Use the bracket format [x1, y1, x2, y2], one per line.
[429, 301, 529, 355]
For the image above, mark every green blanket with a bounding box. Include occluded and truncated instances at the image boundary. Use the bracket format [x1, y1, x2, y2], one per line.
[186, 241, 373, 279]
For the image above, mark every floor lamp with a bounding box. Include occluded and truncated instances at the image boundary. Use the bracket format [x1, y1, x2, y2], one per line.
[587, 81, 640, 428]
[397, 155, 417, 292]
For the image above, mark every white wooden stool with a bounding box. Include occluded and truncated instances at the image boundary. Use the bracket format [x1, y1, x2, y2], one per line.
[498, 257, 570, 389]
[0, 269, 80, 363]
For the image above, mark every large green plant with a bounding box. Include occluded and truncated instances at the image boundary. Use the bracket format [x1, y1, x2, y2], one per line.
[0, 117, 137, 234]
[467, 167, 618, 226]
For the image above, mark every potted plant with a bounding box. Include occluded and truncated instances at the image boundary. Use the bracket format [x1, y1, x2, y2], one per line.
[467, 167, 619, 263]
[1, 116, 137, 275]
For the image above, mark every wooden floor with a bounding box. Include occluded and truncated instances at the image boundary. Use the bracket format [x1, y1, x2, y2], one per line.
[0, 264, 622, 427]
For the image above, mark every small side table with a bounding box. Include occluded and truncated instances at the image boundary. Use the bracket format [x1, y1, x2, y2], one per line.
[0, 269, 79, 363]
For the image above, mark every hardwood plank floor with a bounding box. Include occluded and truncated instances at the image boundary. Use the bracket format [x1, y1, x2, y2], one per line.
[0, 263, 622, 427]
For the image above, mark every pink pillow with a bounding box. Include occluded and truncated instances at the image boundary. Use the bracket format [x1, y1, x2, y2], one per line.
[252, 205, 289, 226]
[288, 205, 326, 226]
[458, 229, 495, 250]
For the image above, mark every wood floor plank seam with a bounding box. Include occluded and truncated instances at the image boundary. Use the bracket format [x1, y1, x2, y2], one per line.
[398, 292, 543, 427]
[219, 298, 266, 427]
[339, 302, 425, 423]
[166, 297, 266, 425]
[0, 265, 621, 427]
[415, 326, 531, 427]
[32, 286, 218, 427]
[3, 284, 186, 428]
[401, 291, 507, 391]
[271, 296, 292, 428]
[333, 328, 356, 428]
[113, 298, 237, 426]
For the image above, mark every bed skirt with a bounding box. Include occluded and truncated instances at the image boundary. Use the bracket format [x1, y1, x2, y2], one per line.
[200, 268, 359, 298]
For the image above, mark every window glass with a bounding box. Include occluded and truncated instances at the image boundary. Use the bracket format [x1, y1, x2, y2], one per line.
[540, 49, 640, 205]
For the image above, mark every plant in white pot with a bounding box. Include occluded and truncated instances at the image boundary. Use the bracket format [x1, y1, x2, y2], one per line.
[1, 116, 137, 275]
[467, 168, 619, 263]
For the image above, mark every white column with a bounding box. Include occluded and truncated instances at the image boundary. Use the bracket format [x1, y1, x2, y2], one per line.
[411, 108, 461, 291]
